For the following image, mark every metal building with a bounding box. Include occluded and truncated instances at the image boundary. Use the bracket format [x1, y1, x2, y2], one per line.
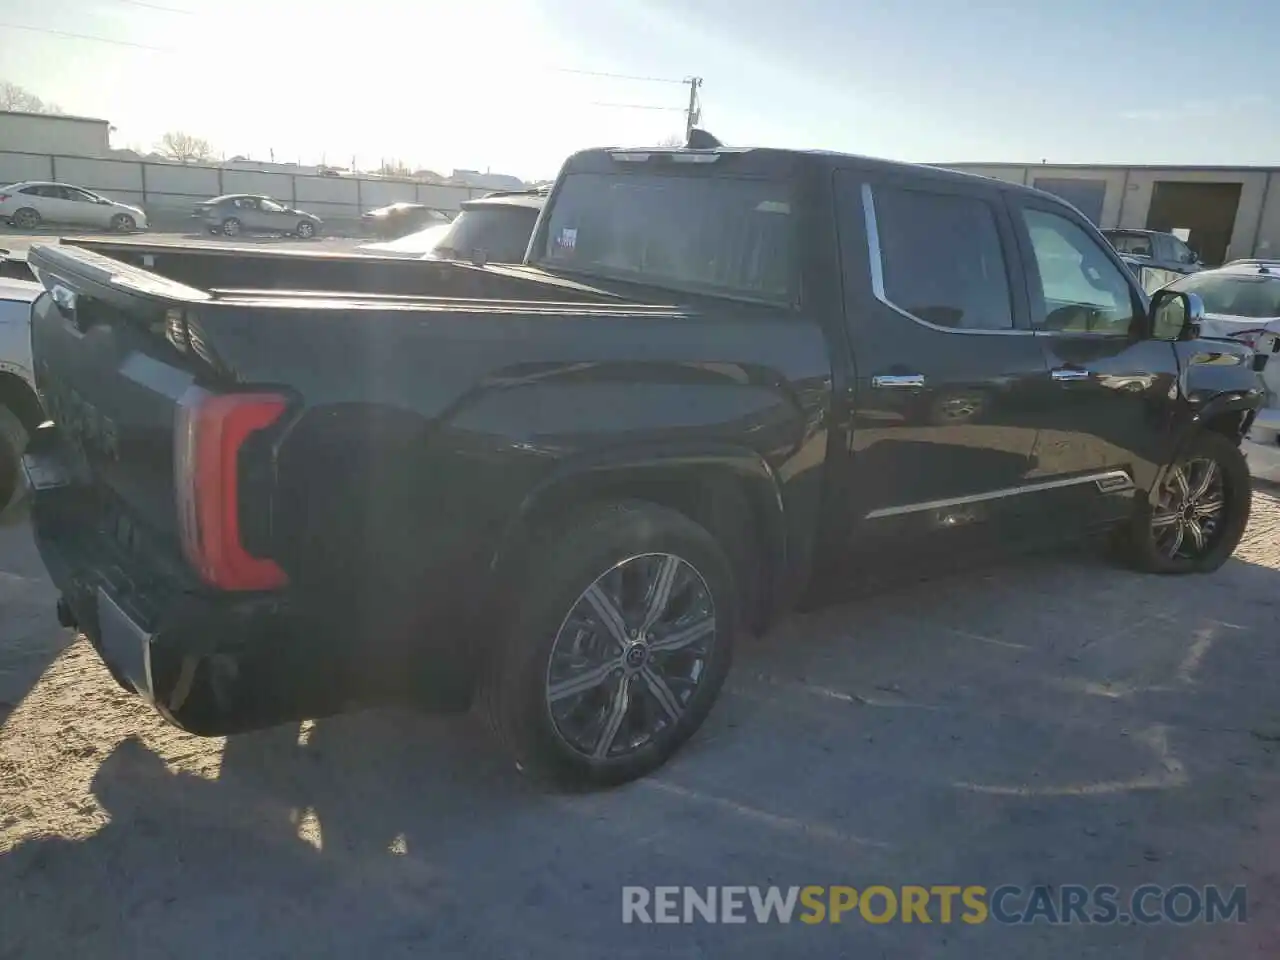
[0, 110, 111, 158]
[941, 162, 1280, 266]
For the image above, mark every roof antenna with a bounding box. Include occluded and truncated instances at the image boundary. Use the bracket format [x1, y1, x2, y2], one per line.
[686, 128, 722, 150]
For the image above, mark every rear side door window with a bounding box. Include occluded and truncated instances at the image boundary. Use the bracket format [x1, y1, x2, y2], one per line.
[1017, 206, 1143, 336]
[871, 184, 1015, 330]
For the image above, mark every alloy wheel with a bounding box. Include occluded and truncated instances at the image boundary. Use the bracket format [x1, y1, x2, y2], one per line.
[1151, 457, 1227, 560]
[544, 552, 717, 761]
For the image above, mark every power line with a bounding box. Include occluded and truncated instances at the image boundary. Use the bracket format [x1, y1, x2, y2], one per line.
[0, 22, 173, 50]
[551, 67, 687, 85]
[114, 0, 195, 13]
[589, 101, 686, 112]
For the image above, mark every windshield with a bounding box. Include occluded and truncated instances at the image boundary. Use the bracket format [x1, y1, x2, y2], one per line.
[433, 205, 540, 264]
[1171, 272, 1280, 318]
[535, 171, 794, 303]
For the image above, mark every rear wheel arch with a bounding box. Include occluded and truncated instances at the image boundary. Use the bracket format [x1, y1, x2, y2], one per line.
[492, 451, 788, 637]
[0, 371, 44, 434]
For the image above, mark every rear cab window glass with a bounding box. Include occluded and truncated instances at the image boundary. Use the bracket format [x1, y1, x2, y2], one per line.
[872, 185, 1014, 330]
[535, 170, 794, 304]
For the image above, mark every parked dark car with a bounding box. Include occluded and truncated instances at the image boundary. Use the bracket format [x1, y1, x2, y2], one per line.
[428, 190, 545, 264]
[360, 202, 452, 240]
[21, 140, 1263, 789]
[193, 195, 322, 239]
[1103, 228, 1204, 293]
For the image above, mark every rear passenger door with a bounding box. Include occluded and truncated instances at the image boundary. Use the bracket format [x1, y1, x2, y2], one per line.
[24, 184, 69, 222]
[834, 170, 1052, 551]
[235, 196, 265, 230]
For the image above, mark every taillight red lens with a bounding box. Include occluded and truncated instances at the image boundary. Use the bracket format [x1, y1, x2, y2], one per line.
[1232, 329, 1267, 350]
[175, 388, 288, 591]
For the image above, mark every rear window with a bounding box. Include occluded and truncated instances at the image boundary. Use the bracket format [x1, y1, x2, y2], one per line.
[1172, 272, 1280, 318]
[434, 205, 540, 264]
[536, 171, 794, 303]
[1106, 232, 1154, 258]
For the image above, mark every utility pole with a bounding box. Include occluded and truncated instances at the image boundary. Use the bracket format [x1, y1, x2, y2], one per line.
[684, 77, 702, 141]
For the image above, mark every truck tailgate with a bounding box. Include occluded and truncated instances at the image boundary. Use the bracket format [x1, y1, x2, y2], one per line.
[27, 243, 222, 548]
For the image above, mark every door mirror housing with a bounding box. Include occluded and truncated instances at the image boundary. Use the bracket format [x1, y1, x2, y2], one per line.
[1149, 289, 1204, 341]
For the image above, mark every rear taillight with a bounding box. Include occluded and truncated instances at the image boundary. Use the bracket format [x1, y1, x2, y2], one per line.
[175, 388, 289, 591]
[0, 194, 10, 202]
[1231, 329, 1268, 351]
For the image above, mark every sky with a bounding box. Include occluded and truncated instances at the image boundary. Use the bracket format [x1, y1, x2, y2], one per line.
[0, 0, 1277, 181]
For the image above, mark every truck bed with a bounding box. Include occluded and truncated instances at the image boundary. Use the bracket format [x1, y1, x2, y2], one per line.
[56, 235, 623, 302]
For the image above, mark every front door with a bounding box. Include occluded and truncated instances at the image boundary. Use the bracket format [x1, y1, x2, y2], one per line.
[62, 186, 112, 229]
[1009, 197, 1182, 526]
[834, 170, 1051, 554]
[258, 198, 293, 232]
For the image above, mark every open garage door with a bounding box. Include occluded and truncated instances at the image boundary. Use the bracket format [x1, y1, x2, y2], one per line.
[1146, 181, 1241, 265]
[1032, 178, 1107, 224]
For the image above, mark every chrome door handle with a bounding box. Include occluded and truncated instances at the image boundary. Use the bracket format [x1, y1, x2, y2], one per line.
[1051, 368, 1091, 382]
[871, 374, 926, 389]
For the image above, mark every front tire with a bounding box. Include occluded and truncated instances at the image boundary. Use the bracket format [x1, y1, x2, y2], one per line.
[0, 405, 30, 512]
[480, 501, 738, 789]
[1121, 430, 1251, 574]
[295, 220, 316, 239]
[110, 213, 136, 232]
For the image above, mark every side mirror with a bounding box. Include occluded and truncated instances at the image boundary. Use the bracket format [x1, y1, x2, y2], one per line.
[1149, 289, 1204, 342]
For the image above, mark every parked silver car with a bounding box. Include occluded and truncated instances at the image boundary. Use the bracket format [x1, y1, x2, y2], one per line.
[194, 195, 322, 238]
[1166, 261, 1280, 482]
[0, 181, 147, 232]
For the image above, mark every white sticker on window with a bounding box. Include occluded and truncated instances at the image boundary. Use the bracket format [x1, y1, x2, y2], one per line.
[558, 227, 578, 250]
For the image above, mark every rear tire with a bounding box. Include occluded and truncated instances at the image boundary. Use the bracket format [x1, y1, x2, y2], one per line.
[221, 217, 242, 237]
[0, 405, 30, 513]
[479, 501, 738, 789]
[12, 208, 40, 230]
[1119, 430, 1251, 574]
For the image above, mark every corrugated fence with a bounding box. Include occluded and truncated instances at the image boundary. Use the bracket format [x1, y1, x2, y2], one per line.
[0, 151, 491, 232]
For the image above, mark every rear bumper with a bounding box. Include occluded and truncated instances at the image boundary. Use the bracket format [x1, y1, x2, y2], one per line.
[23, 435, 483, 731]
[22, 444, 346, 735]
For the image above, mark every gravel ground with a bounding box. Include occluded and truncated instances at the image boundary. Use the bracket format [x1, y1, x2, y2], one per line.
[3, 492, 1280, 958]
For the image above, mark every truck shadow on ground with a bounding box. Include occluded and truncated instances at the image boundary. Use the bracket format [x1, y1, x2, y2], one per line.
[5, 535, 1280, 957]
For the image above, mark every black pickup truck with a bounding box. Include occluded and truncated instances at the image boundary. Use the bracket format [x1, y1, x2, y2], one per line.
[21, 144, 1264, 788]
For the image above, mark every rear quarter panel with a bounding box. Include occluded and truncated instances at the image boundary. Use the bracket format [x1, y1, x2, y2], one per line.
[258, 302, 835, 668]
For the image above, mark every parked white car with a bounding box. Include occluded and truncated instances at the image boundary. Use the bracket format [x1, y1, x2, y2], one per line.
[1165, 261, 1280, 482]
[0, 181, 148, 232]
[0, 276, 42, 513]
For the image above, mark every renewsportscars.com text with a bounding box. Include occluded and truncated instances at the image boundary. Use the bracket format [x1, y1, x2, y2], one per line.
[621, 884, 1247, 925]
